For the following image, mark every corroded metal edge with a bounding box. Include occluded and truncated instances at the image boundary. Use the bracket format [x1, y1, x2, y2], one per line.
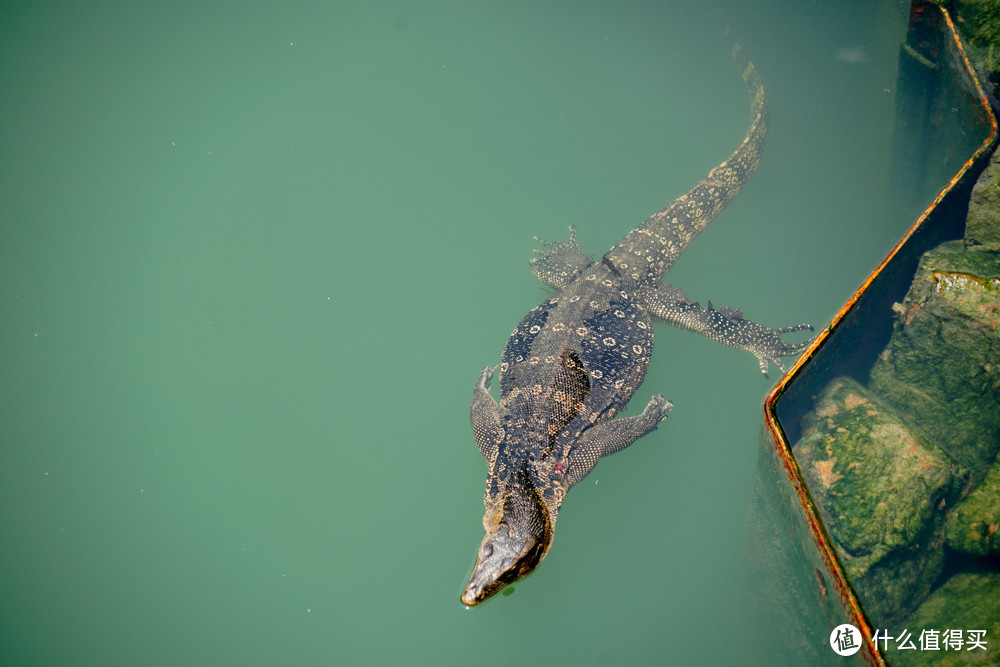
[760, 5, 998, 665]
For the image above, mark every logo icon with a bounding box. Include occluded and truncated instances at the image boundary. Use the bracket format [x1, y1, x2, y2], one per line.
[830, 624, 861, 656]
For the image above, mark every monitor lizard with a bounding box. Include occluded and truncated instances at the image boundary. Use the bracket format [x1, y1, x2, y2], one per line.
[461, 46, 813, 606]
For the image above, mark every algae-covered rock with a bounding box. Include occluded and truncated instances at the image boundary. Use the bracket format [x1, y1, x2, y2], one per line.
[965, 146, 1000, 251]
[886, 571, 1000, 666]
[869, 240, 1000, 476]
[955, 0, 1000, 93]
[794, 377, 955, 625]
[797, 378, 951, 556]
[946, 461, 1000, 556]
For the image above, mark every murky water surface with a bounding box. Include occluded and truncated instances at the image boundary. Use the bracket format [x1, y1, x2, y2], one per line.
[2, 1, 955, 664]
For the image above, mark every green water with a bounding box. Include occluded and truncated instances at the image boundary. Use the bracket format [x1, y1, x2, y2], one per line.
[0, 0, 937, 664]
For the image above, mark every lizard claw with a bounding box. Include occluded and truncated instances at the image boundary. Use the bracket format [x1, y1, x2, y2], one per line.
[530, 226, 593, 290]
[478, 365, 498, 390]
[750, 323, 815, 377]
[641, 394, 673, 424]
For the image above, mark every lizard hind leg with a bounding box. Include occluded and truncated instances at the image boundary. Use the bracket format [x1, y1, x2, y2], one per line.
[637, 281, 815, 377]
[530, 226, 594, 289]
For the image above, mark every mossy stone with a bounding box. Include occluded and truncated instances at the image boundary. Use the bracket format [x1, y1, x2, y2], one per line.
[955, 0, 1000, 100]
[965, 146, 1000, 251]
[946, 461, 1000, 556]
[886, 571, 1000, 666]
[869, 241, 1000, 476]
[795, 377, 955, 625]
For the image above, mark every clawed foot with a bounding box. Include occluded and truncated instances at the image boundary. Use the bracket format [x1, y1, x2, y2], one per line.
[478, 365, 497, 391]
[529, 226, 593, 289]
[642, 394, 673, 424]
[749, 322, 815, 377]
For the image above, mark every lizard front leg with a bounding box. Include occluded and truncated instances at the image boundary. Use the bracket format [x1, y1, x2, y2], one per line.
[564, 395, 672, 488]
[470, 366, 504, 464]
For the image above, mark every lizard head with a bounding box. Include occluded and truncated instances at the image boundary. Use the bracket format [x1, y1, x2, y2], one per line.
[460, 471, 555, 606]
[460, 522, 548, 606]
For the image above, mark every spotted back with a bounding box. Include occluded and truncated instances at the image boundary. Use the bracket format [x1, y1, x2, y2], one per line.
[498, 275, 654, 442]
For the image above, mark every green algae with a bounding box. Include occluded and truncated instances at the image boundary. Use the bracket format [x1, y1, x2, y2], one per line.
[946, 463, 1000, 556]
[870, 241, 1000, 476]
[795, 378, 955, 624]
[886, 571, 1000, 666]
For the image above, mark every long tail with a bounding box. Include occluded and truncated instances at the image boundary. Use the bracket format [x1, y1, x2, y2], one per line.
[604, 45, 768, 284]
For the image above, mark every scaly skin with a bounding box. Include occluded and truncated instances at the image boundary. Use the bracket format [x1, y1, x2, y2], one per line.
[461, 46, 813, 607]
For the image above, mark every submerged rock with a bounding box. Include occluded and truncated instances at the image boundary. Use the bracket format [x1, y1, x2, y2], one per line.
[954, 0, 1000, 98]
[792, 240, 1000, 632]
[946, 462, 1000, 557]
[886, 571, 1000, 666]
[966, 146, 1000, 251]
[869, 240, 1000, 477]
[795, 377, 955, 624]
